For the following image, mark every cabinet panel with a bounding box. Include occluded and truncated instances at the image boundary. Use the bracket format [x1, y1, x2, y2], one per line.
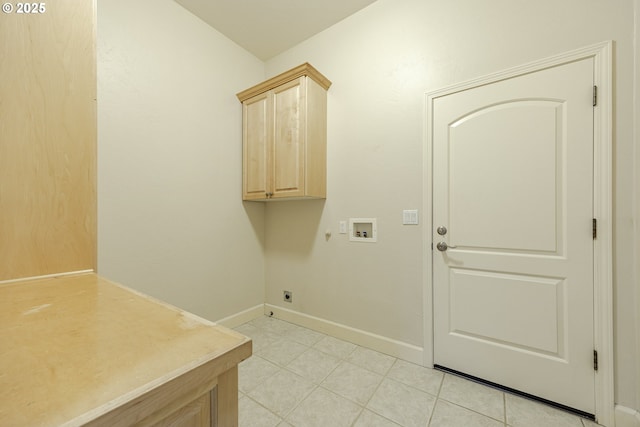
[149, 392, 211, 427]
[305, 79, 328, 198]
[242, 93, 269, 200]
[0, 0, 96, 280]
[272, 78, 305, 198]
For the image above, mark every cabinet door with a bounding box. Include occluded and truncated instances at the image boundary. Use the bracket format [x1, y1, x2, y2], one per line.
[242, 92, 270, 200]
[271, 78, 306, 198]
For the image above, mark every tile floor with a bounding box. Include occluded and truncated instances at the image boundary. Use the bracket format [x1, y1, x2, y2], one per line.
[235, 316, 603, 427]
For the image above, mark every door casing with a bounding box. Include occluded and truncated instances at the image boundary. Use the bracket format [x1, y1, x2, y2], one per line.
[422, 41, 613, 426]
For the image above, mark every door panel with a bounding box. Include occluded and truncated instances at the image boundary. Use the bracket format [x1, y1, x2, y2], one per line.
[450, 268, 565, 356]
[433, 58, 595, 413]
[242, 93, 269, 199]
[272, 78, 306, 198]
[449, 101, 562, 252]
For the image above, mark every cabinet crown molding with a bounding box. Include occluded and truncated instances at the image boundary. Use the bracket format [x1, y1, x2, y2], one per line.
[236, 62, 331, 102]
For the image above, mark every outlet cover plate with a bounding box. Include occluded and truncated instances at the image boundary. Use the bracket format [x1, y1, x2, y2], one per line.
[283, 291, 292, 303]
[403, 209, 419, 225]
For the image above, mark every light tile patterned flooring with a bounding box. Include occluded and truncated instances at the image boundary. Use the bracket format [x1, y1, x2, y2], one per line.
[235, 316, 602, 427]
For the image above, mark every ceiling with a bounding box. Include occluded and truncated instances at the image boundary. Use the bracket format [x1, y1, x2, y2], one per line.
[174, 0, 378, 61]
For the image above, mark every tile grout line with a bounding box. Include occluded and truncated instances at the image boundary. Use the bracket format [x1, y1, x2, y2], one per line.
[321, 339, 395, 426]
[348, 407, 366, 427]
[426, 370, 446, 427]
[248, 318, 466, 426]
[436, 373, 510, 426]
[503, 391, 507, 426]
[282, 381, 320, 423]
[328, 343, 404, 426]
[272, 320, 365, 425]
[242, 354, 282, 391]
[240, 393, 284, 425]
[238, 353, 286, 423]
[247, 317, 444, 426]
[242, 317, 595, 427]
[280, 316, 436, 426]
[321, 343, 369, 426]
[240, 318, 309, 425]
[357, 358, 392, 419]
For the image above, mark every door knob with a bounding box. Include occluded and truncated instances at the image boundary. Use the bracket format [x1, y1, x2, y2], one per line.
[437, 226, 447, 236]
[436, 242, 457, 251]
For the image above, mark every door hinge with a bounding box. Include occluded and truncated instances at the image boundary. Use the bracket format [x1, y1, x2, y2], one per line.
[593, 85, 598, 107]
[592, 218, 597, 239]
[593, 350, 598, 371]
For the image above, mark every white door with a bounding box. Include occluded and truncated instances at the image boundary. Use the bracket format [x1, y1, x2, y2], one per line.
[432, 57, 595, 414]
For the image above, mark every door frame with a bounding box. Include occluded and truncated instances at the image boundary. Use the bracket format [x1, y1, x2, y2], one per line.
[422, 41, 614, 425]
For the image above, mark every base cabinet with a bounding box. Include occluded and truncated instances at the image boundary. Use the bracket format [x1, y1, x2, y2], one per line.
[149, 392, 211, 427]
[238, 63, 331, 201]
[1, 274, 250, 427]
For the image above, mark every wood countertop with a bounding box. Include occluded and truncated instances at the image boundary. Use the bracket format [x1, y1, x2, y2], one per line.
[0, 273, 251, 426]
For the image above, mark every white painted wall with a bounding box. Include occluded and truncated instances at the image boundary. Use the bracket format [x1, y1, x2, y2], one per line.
[97, 0, 639, 416]
[97, 0, 266, 321]
[264, 0, 639, 412]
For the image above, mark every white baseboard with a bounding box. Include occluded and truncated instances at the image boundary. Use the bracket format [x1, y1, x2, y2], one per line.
[215, 304, 265, 329]
[265, 304, 424, 365]
[614, 405, 640, 427]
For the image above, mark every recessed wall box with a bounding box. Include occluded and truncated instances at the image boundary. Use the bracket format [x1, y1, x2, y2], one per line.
[349, 218, 377, 242]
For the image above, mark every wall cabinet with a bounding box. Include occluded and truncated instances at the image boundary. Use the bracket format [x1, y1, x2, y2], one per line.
[237, 63, 331, 201]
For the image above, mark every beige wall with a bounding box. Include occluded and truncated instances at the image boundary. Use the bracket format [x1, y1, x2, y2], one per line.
[264, 0, 639, 410]
[97, 0, 266, 320]
[97, 0, 639, 414]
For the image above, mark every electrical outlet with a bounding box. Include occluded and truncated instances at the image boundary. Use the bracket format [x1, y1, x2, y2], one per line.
[283, 291, 292, 303]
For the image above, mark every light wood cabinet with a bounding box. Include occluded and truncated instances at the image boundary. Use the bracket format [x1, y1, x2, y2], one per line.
[1, 0, 96, 281]
[0, 274, 251, 427]
[237, 63, 331, 201]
